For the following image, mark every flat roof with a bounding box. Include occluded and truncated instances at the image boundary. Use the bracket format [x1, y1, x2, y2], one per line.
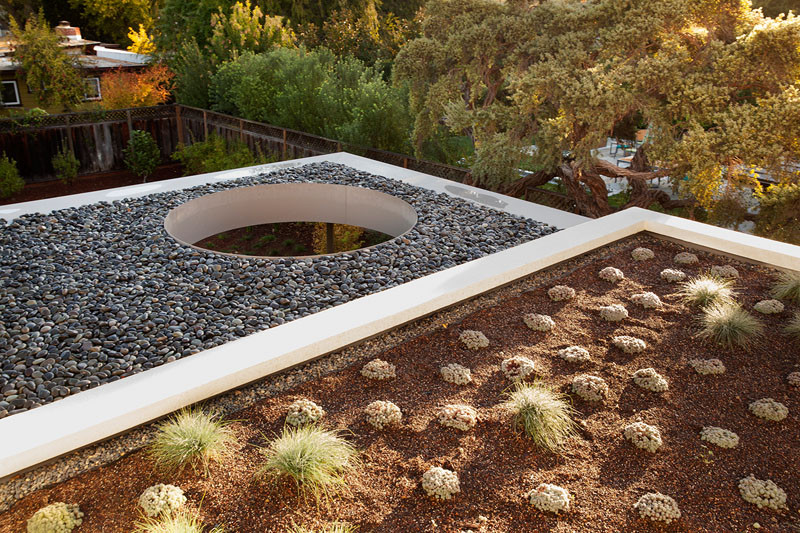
[0, 54, 145, 72]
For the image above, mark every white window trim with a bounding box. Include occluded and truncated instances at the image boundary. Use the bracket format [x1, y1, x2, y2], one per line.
[1, 80, 21, 106]
[83, 77, 102, 101]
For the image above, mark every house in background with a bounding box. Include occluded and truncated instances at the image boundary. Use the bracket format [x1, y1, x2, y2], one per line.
[0, 21, 149, 114]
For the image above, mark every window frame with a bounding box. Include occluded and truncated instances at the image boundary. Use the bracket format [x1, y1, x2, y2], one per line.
[82, 77, 102, 101]
[1, 80, 21, 106]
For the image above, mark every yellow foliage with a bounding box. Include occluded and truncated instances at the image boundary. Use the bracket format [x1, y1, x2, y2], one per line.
[311, 224, 364, 254]
[127, 24, 155, 55]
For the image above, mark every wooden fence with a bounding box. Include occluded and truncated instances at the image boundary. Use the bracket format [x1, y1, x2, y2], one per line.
[0, 106, 179, 183]
[176, 105, 475, 184]
[0, 104, 577, 214]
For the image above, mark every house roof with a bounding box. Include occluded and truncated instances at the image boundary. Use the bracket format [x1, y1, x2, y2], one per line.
[0, 54, 146, 72]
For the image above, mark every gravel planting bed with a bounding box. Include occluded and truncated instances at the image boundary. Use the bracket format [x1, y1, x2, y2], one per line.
[0, 162, 556, 419]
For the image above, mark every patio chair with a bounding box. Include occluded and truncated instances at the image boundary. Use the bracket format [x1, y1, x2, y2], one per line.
[617, 156, 633, 168]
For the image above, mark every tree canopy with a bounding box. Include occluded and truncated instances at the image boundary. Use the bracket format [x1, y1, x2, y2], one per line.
[9, 11, 84, 110]
[395, 0, 800, 221]
[67, 0, 160, 45]
[209, 48, 411, 152]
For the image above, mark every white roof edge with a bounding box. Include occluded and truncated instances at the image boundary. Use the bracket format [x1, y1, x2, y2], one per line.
[94, 45, 150, 65]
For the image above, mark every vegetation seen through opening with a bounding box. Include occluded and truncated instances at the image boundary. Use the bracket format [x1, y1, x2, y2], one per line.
[195, 222, 393, 257]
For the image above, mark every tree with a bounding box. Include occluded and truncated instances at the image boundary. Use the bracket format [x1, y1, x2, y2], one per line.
[67, 0, 160, 46]
[260, 0, 382, 28]
[320, 6, 417, 68]
[754, 183, 800, 244]
[154, 0, 228, 53]
[169, 38, 215, 108]
[123, 130, 160, 182]
[754, 0, 799, 17]
[100, 64, 174, 109]
[208, 0, 295, 65]
[209, 48, 411, 152]
[165, 1, 294, 108]
[9, 11, 84, 110]
[395, 0, 800, 221]
[127, 24, 156, 54]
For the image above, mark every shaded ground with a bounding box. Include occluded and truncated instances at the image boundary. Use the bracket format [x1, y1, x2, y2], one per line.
[1, 237, 797, 532]
[195, 223, 393, 256]
[0, 164, 185, 206]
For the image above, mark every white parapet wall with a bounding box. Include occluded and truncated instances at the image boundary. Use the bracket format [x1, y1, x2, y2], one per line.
[0, 154, 797, 480]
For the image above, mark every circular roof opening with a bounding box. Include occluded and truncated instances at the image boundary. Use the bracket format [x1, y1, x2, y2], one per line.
[164, 183, 418, 258]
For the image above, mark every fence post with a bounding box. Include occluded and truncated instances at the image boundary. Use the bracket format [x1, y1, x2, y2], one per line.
[282, 129, 287, 160]
[125, 109, 133, 134]
[403, 158, 408, 169]
[64, 115, 74, 153]
[336, 141, 341, 153]
[202, 110, 208, 140]
[239, 119, 244, 142]
[175, 106, 184, 144]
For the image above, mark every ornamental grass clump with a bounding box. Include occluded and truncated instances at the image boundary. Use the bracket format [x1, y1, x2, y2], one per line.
[698, 303, 764, 349]
[27, 503, 83, 533]
[149, 408, 235, 476]
[785, 312, 800, 339]
[132, 508, 224, 533]
[257, 425, 359, 501]
[506, 381, 578, 453]
[770, 270, 800, 304]
[677, 275, 735, 308]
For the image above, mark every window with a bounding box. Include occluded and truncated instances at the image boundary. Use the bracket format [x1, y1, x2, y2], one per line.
[1, 80, 20, 106]
[83, 77, 101, 101]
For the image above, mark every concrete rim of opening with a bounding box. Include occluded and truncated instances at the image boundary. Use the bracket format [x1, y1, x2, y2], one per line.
[164, 182, 418, 259]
